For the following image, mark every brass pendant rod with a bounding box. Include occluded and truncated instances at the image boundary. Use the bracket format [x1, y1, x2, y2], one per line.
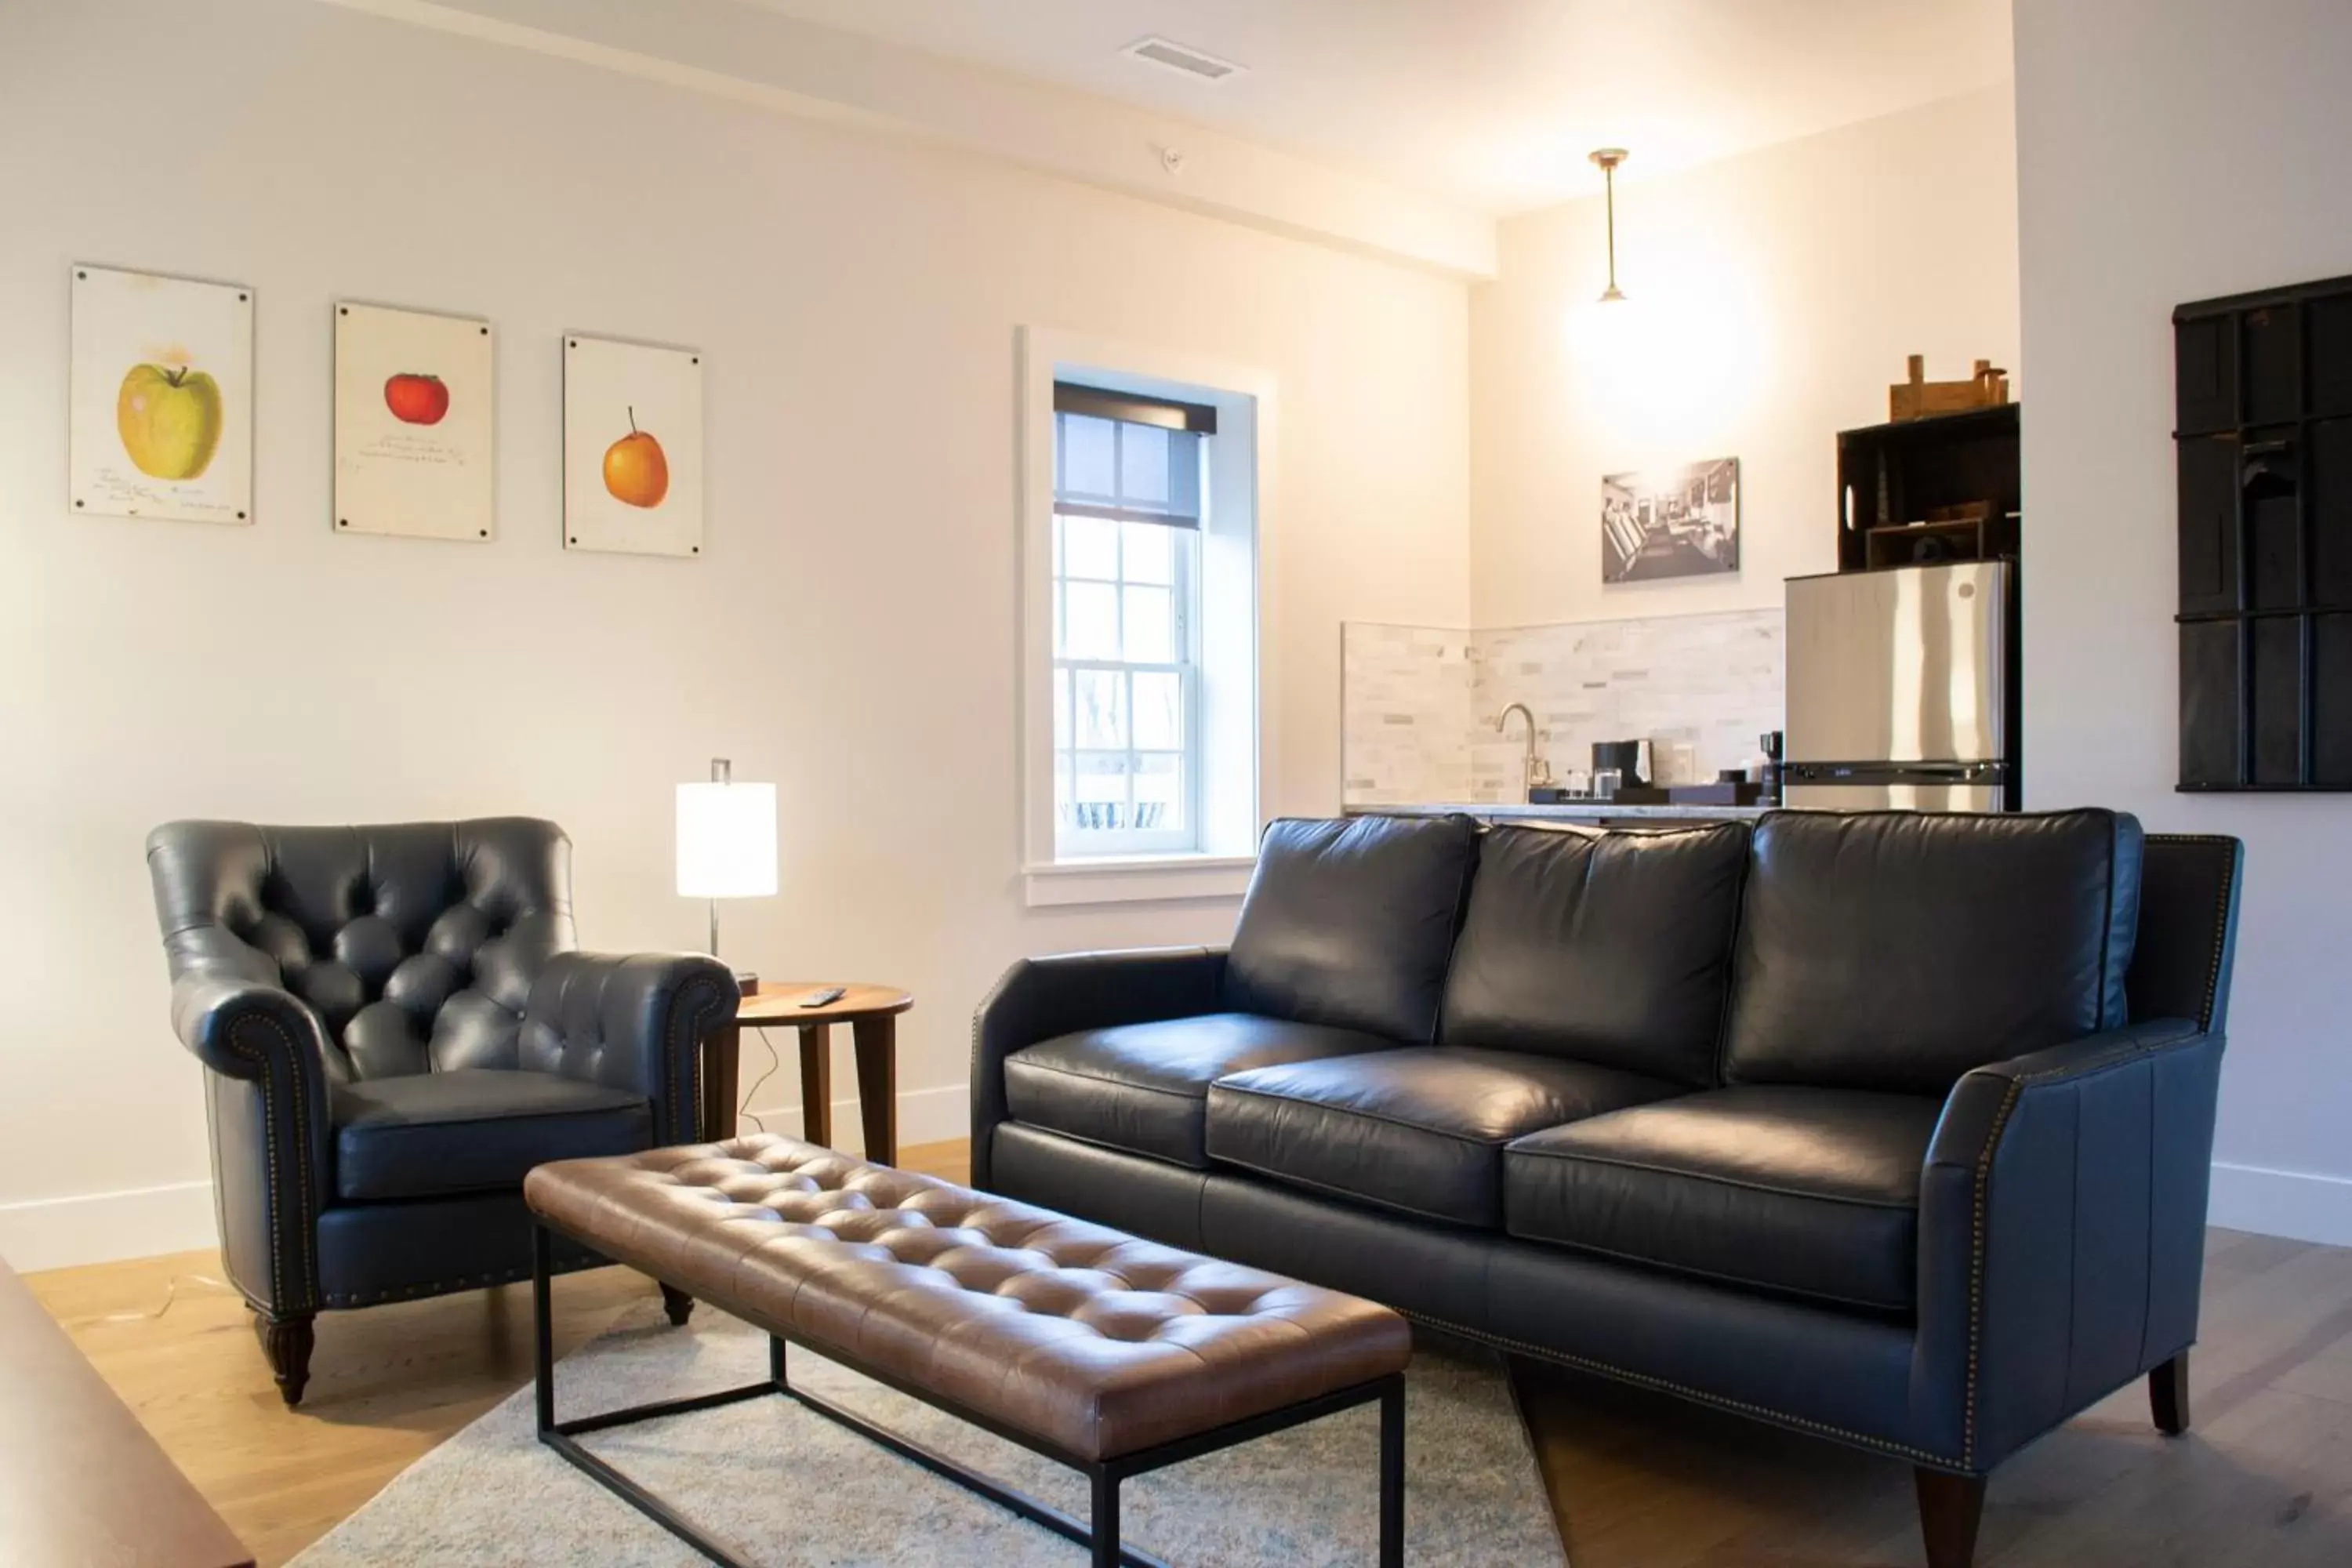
[1604, 161, 1618, 296]
[1591, 147, 1628, 303]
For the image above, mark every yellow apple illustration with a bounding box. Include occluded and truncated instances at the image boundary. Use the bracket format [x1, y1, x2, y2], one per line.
[116, 362, 223, 480]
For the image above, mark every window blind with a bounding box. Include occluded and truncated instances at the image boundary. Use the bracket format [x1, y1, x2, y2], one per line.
[1053, 383, 1207, 529]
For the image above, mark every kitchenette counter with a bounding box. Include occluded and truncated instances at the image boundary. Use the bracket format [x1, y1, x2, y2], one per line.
[1345, 801, 1773, 824]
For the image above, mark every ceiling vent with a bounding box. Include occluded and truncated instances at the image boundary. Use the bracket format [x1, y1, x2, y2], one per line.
[1123, 36, 1244, 83]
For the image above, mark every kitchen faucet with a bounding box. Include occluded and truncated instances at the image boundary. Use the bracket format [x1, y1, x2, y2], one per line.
[1496, 703, 1548, 799]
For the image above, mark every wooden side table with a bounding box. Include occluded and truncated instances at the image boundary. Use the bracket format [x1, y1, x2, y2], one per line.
[701, 982, 913, 1166]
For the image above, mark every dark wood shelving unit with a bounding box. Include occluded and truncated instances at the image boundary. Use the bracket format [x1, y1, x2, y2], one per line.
[2173, 271, 2352, 790]
[1836, 404, 2021, 572]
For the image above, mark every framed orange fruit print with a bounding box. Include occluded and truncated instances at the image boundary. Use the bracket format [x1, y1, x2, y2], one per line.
[69, 263, 254, 524]
[563, 333, 703, 558]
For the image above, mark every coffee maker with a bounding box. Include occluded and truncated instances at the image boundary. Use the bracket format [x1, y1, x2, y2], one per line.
[1590, 739, 1653, 789]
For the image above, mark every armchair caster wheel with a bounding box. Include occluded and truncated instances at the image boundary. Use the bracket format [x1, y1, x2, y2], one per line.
[659, 1284, 694, 1327]
[256, 1311, 316, 1407]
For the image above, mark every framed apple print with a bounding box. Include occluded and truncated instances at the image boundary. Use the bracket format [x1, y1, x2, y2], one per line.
[562, 333, 703, 557]
[333, 301, 495, 542]
[69, 263, 254, 524]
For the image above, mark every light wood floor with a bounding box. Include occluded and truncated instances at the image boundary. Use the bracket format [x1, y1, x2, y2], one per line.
[29, 1140, 2352, 1566]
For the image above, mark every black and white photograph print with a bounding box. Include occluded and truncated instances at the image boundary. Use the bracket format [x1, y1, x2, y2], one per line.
[1601, 456, 1740, 583]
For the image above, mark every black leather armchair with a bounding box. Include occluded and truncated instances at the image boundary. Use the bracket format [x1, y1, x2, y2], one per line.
[148, 818, 737, 1404]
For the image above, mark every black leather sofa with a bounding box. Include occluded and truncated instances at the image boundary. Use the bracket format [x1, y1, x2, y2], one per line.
[972, 810, 2243, 1567]
[147, 818, 738, 1404]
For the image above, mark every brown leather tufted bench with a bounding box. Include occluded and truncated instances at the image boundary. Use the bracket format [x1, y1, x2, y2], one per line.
[524, 1134, 1410, 1567]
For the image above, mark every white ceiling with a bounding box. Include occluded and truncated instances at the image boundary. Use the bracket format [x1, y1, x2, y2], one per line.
[735, 0, 2013, 215]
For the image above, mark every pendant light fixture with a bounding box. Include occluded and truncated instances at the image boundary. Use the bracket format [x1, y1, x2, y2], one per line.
[1591, 147, 1629, 303]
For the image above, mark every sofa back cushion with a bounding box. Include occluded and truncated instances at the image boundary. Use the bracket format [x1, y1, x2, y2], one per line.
[1440, 823, 1748, 1085]
[1723, 808, 2143, 1095]
[1224, 814, 1478, 1044]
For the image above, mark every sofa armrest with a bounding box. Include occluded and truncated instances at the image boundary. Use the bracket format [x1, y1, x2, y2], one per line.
[523, 952, 739, 1145]
[169, 971, 338, 1315]
[969, 946, 1227, 1189]
[1915, 1017, 2221, 1471]
[170, 971, 333, 1086]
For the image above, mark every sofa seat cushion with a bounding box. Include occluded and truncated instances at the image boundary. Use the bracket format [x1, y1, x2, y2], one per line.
[1503, 1086, 1944, 1312]
[1004, 1014, 1399, 1170]
[1206, 1047, 1681, 1229]
[332, 1068, 652, 1201]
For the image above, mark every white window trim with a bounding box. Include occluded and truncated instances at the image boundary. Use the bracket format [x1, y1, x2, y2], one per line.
[1018, 325, 1273, 906]
[1022, 854, 1259, 907]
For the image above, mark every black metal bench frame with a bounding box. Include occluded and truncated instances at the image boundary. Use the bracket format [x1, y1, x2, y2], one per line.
[531, 1218, 1406, 1568]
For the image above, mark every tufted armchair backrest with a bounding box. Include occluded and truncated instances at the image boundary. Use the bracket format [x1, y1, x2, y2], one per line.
[148, 819, 577, 1082]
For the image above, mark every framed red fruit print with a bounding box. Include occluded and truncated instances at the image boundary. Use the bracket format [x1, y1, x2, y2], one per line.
[562, 333, 703, 558]
[69, 263, 255, 524]
[333, 300, 495, 542]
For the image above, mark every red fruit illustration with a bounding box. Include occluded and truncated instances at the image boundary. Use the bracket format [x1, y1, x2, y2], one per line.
[384, 372, 449, 425]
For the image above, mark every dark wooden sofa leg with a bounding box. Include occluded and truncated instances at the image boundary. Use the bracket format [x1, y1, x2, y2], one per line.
[257, 1310, 316, 1407]
[2151, 1350, 2191, 1435]
[1915, 1468, 1986, 1568]
[659, 1284, 695, 1327]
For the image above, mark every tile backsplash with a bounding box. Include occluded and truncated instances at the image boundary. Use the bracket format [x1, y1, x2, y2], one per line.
[1340, 623, 1477, 805]
[1343, 608, 1784, 806]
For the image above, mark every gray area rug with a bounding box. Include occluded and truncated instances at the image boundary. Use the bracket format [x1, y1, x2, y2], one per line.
[291, 1298, 1565, 1566]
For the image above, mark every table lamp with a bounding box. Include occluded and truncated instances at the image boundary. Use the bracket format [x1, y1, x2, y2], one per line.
[676, 757, 776, 985]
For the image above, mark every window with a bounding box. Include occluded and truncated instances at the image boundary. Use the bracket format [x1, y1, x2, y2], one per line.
[1019, 327, 1265, 904]
[1051, 387, 1210, 855]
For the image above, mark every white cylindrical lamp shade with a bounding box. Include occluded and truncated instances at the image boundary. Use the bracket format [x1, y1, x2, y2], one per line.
[676, 782, 778, 898]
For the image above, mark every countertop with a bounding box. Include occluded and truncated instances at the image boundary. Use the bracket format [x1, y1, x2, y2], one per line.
[1346, 801, 1773, 822]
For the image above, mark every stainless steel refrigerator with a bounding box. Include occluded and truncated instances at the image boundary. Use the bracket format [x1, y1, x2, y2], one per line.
[1780, 560, 2016, 811]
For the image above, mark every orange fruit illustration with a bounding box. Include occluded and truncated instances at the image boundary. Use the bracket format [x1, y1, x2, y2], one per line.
[603, 406, 668, 508]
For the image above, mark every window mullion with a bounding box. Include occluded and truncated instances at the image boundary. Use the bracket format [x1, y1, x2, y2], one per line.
[1058, 655, 1180, 670]
[1174, 528, 1190, 654]
[1189, 451, 1202, 847]
[1125, 668, 1140, 828]
[1112, 506, 1127, 666]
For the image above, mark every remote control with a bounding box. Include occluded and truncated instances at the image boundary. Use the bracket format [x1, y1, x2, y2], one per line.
[799, 986, 846, 1007]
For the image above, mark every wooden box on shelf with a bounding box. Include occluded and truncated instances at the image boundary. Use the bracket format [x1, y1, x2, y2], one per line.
[1889, 354, 2010, 422]
[1863, 502, 1999, 569]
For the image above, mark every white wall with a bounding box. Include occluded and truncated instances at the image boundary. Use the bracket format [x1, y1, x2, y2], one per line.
[0, 0, 1472, 1267]
[330, 0, 1497, 280]
[2016, 0, 2352, 1241]
[1469, 87, 2020, 629]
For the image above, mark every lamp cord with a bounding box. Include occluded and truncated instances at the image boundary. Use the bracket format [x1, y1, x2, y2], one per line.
[738, 1031, 779, 1133]
[98, 1272, 234, 1323]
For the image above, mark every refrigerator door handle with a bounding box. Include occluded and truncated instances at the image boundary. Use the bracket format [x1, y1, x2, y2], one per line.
[1783, 760, 2008, 780]
[1782, 760, 2009, 786]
